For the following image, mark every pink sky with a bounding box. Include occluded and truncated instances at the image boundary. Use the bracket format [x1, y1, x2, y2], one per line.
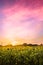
[0, 0, 43, 45]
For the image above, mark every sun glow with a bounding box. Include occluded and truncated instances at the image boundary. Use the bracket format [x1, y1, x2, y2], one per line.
[0, 38, 18, 46]
[11, 40, 18, 46]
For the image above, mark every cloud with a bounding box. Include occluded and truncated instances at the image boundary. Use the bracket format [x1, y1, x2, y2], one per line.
[0, 0, 43, 44]
[0, 0, 43, 9]
[1, 8, 43, 40]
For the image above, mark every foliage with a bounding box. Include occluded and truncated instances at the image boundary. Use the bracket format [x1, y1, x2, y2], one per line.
[0, 46, 43, 65]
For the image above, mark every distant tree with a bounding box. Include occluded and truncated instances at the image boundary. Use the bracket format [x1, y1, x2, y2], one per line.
[32, 44, 38, 46]
[28, 43, 38, 46]
[23, 43, 38, 46]
[23, 43, 27, 46]
[40, 43, 43, 46]
[0, 45, 2, 47]
[28, 43, 33, 46]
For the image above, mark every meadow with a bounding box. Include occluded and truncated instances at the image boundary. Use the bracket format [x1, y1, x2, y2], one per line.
[0, 45, 43, 65]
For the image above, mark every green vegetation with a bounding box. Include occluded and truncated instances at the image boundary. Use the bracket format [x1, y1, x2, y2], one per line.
[0, 45, 43, 65]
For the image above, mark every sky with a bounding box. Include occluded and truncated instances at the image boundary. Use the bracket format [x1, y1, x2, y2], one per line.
[0, 0, 43, 45]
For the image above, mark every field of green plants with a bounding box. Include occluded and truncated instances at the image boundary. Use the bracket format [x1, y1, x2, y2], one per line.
[0, 45, 43, 65]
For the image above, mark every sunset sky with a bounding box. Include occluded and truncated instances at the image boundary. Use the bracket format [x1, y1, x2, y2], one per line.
[0, 0, 43, 45]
